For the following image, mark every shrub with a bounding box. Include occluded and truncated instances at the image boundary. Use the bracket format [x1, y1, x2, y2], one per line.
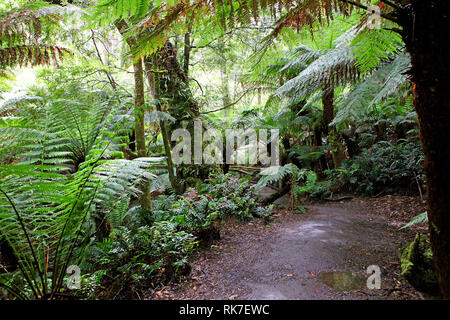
[328, 139, 424, 195]
[81, 222, 196, 298]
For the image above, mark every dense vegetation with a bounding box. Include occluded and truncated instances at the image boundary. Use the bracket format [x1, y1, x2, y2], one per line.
[0, 0, 448, 299]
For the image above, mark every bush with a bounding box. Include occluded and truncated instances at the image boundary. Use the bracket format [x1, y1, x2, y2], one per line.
[81, 222, 196, 298]
[328, 139, 424, 195]
[293, 169, 332, 200]
[198, 173, 273, 220]
[77, 172, 273, 298]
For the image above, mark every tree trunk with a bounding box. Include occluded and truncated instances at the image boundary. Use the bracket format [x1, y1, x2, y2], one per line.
[322, 88, 334, 136]
[132, 59, 147, 159]
[144, 55, 181, 194]
[133, 58, 151, 208]
[183, 23, 192, 76]
[115, 20, 151, 209]
[399, 1, 450, 297]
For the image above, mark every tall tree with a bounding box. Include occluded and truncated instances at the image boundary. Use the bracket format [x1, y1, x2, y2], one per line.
[115, 20, 151, 209]
[397, 0, 450, 297]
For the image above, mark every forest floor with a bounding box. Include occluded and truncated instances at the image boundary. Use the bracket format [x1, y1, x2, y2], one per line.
[148, 192, 430, 300]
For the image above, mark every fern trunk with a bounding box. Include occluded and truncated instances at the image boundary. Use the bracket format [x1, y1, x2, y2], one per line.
[314, 88, 335, 172]
[400, 0, 450, 298]
[183, 23, 192, 76]
[132, 58, 147, 159]
[322, 88, 334, 136]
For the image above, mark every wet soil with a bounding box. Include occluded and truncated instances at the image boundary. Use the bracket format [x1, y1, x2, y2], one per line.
[150, 195, 428, 300]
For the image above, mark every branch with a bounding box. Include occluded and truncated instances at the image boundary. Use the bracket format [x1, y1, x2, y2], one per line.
[189, 77, 204, 95]
[338, 0, 399, 22]
[200, 87, 254, 114]
[91, 29, 119, 92]
[380, 0, 402, 11]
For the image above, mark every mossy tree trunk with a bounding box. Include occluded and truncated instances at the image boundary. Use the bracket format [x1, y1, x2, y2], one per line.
[145, 41, 201, 193]
[144, 54, 181, 194]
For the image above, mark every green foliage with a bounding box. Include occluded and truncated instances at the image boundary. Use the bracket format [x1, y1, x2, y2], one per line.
[329, 139, 424, 195]
[258, 163, 330, 201]
[333, 52, 411, 126]
[73, 171, 272, 297]
[0, 0, 429, 300]
[257, 163, 298, 188]
[81, 222, 195, 297]
[293, 169, 331, 200]
[200, 172, 272, 220]
[275, 46, 359, 105]
[400, 212, 428, 230]
[94, 0, 153, 23]
[153, 173, 273, 228]
[0, 67, 155, 299]
[288, 145, 327, 167]
[351, 28, 403, 74]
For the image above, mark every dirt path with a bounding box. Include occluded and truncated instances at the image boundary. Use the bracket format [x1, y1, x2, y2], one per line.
[157, 197, 425, 300]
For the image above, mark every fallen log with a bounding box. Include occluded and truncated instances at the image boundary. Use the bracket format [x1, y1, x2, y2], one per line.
[261, 185, 291, 205]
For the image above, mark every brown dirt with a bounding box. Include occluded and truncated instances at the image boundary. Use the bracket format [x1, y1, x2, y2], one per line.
[147, 195, 428, 300]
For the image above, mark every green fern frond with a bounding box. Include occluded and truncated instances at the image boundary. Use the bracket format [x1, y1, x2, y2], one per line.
[256, 163, 300, 189]
[332, 52, 411, 126]
[275, 46, 359, 103]
[351, 28, 403, 74]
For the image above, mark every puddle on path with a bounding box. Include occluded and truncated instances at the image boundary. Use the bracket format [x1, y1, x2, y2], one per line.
[318, 271, 366, 292]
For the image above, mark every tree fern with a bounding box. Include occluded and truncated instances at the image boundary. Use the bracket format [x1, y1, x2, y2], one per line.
[256, 163, 300, 189]
[332, 52, 411, 126]
[350, 27, 403, 74]
[0, 89, 157, 299]
[275, 46, 359, 105]
[0, 1, 70, 70]
[400, 211, 428, 230]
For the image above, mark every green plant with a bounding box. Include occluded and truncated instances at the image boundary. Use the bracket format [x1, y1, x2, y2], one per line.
[81, 222, 196, 298]
[293, 169, 331, 200]
[0, 1, 70, 72]
[400, 212, 428, 230]
[328, 139, 424, 195]
[0, 88, 155, 299]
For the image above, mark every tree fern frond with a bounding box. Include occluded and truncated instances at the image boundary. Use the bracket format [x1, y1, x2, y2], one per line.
[332, 52, 411, 126]
[256, 163, 300, 189]
[351, 28, 403, 74]
[93, 0, 153, 24]
[0, 45, 69, 68]
[275, 46, 359, 102]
